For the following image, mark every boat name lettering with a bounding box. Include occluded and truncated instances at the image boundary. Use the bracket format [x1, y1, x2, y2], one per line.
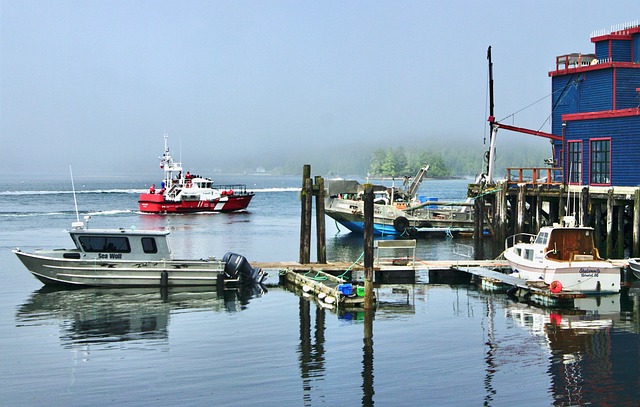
[579, 268, 600, 277]
[98, 253, 123, 260]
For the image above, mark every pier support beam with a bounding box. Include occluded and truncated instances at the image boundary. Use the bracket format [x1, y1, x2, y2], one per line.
[516, 184, 525, 234]
[495, 181, 507, 244]
[581, 187, 589, 227]
[314, 176, 327, 264]
[606, 188, 614, 259]
[299, 165, 312, 264]
[617, 204, 625, 259]
[363, 184, 374, 310]
[473, 196, 484, 260]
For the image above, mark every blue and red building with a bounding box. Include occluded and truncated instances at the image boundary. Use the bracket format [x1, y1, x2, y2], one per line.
[550, 21, 640, 187]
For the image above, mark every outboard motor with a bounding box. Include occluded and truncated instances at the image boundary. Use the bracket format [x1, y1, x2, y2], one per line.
[223, 252, 266, 284]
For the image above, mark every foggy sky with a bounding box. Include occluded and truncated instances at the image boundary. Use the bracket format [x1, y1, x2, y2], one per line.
[1, 1, 636, 179]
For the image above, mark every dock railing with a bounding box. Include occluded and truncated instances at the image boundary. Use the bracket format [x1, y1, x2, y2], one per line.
[506, 167, 563, 186]
[375, 239, 416, 267]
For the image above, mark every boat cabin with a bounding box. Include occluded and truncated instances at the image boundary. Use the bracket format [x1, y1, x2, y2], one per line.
[67, 226, 172, 261]
[535, 226, 601, 262]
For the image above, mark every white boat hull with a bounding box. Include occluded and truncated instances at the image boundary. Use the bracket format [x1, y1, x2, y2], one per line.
[504, 251, 620, 293]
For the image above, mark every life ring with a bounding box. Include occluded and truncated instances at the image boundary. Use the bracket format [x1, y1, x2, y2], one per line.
[186, 180, 192, 188]
[393, 216, 409, 233]
[549, 280, 563, 293]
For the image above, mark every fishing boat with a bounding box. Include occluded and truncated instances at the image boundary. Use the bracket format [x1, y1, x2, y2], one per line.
[138, 135, 254, 213]
[503, 216, 620, 293]
[13, 216, 266, 287]
[324, 165, 475, 236]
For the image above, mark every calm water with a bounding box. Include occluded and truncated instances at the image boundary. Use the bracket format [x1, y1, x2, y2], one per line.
[1, 175, 639, 406]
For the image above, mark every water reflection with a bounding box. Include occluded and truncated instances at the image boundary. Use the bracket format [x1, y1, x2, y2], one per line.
[15, 284, 266, 348]
[505, 288, 640, 405]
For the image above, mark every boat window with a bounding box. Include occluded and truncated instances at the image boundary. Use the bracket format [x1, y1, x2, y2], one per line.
[534, 232, 548, 245]
[141, 237, 158, 254]
[79, 236, 131, 253]
[525, 249, 534, 261]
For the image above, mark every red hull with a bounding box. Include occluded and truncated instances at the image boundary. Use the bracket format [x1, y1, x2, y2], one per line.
[139, 193, 253, 214]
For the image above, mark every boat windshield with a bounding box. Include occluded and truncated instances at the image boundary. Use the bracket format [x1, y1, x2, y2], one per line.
[534, 231, 549, 245]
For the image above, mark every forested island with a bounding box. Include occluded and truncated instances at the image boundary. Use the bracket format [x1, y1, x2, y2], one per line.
[240, 137, 552, 178]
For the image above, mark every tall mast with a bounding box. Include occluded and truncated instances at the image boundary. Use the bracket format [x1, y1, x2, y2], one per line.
[486, 46, 498, 184]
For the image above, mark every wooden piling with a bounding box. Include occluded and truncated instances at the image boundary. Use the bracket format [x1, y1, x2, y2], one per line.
[299, 165, 312, 264]
[516, 184, 525, 234]
[363, 184, 374, 310]
[314, 176, 327, 264]
[473, 196, 484, 259]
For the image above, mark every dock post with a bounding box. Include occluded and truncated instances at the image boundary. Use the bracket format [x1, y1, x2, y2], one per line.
[496, 181, 507, 243]
[606, 188, 614, 259]
[535, 187, 542, 232]
[516, 184, 525, 234]
[634, 188, 640, 258]
[594, 202, 603, 253]
[363, 184, 374, 310]
[580, 187, 589, 227]
[314, 176, 327, 264]
[473, 195, 484, 260]
[617, 204, 625, 259]
[299, 165, 312, 264]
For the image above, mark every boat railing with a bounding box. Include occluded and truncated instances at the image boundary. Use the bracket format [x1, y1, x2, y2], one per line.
[215, 184, 253, 195]
[506, 167, 563, 186]
[505, 233, 537, 249]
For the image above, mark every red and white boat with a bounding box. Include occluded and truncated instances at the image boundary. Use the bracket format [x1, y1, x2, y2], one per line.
[139, 135, 254, 214]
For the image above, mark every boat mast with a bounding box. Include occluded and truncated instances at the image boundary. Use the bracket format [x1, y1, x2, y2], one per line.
[486, 46, 498, 184]
[160, 134, 183, 187]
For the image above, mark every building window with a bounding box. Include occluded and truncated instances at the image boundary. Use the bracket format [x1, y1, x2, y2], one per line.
[590, 138, 611, 185]
[567, 141, 582, 184]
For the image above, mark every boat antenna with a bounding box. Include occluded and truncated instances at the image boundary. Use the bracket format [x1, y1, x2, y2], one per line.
[69, 165, 80, 222]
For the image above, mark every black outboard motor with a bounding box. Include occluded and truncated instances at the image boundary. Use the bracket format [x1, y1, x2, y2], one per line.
[222, 252, 266, 284]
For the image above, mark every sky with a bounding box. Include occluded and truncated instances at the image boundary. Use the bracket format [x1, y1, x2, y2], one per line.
[1, 1, 637, 179]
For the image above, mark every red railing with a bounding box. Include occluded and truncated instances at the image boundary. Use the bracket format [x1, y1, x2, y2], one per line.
[506, 167, 563, 185]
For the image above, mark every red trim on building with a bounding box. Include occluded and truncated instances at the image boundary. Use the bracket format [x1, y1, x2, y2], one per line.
[612, 68, 616, 110]
[591, 26, 640, 42]
[562, 108, 640, 121]
[549, 61, 639, 77]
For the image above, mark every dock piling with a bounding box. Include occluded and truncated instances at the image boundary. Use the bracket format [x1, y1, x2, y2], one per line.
[363, 184, 374, 310]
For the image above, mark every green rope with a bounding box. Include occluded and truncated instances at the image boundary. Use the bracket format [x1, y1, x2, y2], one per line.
[303, 270, 328, 281]
[473, 187, 502, 199]
[336, 251, 365, 279]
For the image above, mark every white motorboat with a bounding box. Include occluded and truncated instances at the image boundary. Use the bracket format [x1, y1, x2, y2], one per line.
[503, 217, 620, 293]
[13, 217, 266, 287]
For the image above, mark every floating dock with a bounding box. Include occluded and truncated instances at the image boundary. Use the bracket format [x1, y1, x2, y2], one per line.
[259, 258, 626, 308]
[278, 268, 371, 309]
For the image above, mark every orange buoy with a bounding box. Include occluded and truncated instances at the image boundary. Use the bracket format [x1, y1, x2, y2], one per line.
[549, 280, 563, 293]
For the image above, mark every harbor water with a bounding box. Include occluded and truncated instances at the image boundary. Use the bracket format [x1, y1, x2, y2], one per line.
[1, 175, 639, 406]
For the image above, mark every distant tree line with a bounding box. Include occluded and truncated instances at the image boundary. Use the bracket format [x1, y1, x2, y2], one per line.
[239, 138, 551, 178]
[369, 147, 451, 178]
